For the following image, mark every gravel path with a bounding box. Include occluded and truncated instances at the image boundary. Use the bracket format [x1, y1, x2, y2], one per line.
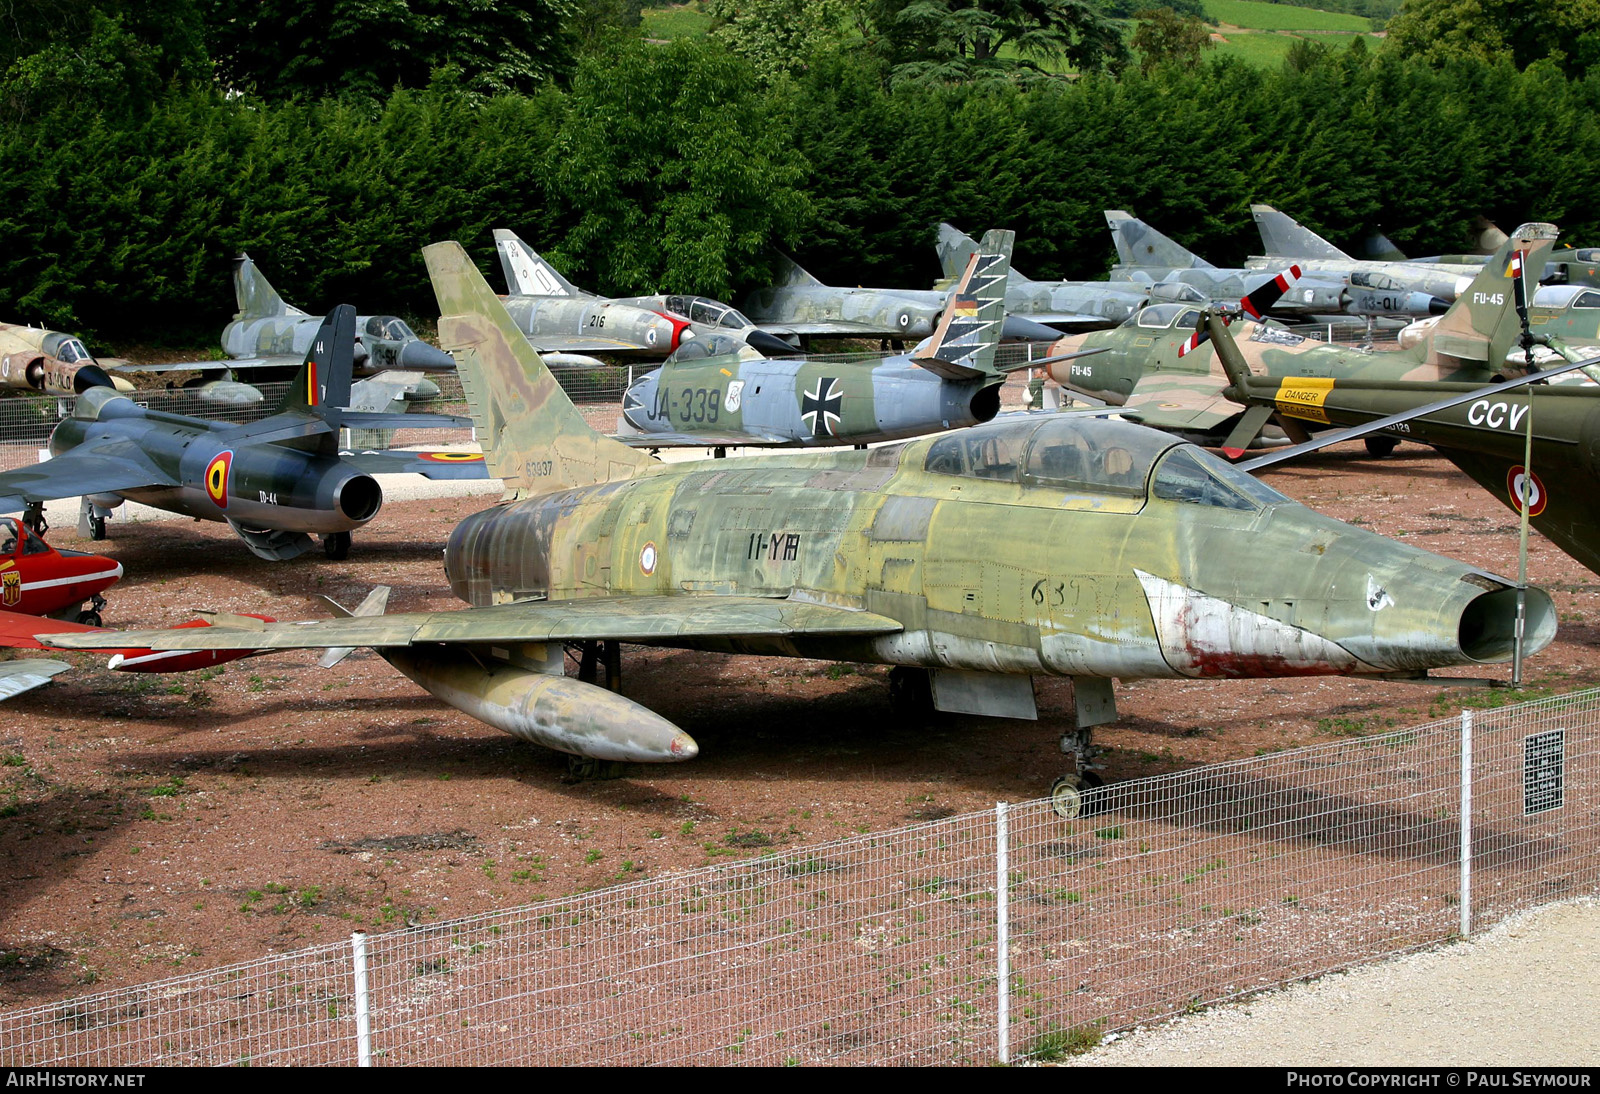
[1067, 898, 1600, 1066]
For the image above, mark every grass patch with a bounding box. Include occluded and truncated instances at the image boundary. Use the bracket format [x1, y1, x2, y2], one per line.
[1207, 0, 1371, 31]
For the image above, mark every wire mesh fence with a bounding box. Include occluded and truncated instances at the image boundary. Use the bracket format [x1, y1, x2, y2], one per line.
[3, 689, 1598, 1066]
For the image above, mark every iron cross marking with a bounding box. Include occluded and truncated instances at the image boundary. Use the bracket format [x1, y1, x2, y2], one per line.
[800, 376, 843, 437]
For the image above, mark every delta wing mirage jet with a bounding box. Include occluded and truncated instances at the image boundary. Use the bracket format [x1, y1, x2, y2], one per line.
[1044, 223, 1566, 454]
[46, 240, 1559, 817]
[1106, 210, 1450, 320]
[617, 231, 1097, 449]
[492, 229, 796, 364]
[934, 224, 1149, 328]
[113, 256, 457, 389]
[0, 306, 487, 561]
[1247, 204, 1486, 304]
[0, 324, 135, 396]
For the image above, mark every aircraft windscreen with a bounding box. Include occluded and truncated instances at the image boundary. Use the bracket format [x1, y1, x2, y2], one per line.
[1135, 304, 1195, 329]
[666, 333, 741, 363]
[366, 317, 415, 339]
[1152, 446, 1290, 511]
[924, 417, 1173, 495]
[56, 339, 89, 364]
[1574, 291, 1600, 310]
[21, 524, 49, 554]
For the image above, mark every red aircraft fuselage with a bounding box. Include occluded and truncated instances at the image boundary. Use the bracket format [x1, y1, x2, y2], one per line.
[0, 517, 122, 620]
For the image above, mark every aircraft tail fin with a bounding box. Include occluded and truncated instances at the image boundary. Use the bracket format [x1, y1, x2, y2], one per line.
[1250, 204, 1351, 261]
[1473, 216, 1509, 256]
[914, 229, 1012, 379]
[317, 586, 390, 668]
[1105, 210, 1215, 270]
[493, 229, 582, 298]
[277, 306, 357, 427]
[232, 254, 307, 321]
[935, 223, 980, 280]
[424, 241, 655, 496]
[1426, 223, 1560, 370]
[773, 253, 824, 288]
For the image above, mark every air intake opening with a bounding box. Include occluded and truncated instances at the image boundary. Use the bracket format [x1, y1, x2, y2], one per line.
[1458, 586, 1557, 663]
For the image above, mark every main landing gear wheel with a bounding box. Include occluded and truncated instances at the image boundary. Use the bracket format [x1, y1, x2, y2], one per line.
[323, 531, 351, 560]
[88, 513, 106, 540]
[565, 754, 624, 781]
[1364, 435, 1398, 458]
[76, 593, 107, 628]
[1049, 771, 1104, 820]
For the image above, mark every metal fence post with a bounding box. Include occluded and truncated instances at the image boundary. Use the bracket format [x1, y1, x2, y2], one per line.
[995, 801, 1010, 1065]
[1459, 709, 1473, 938]
[352, 930, 373, 1067]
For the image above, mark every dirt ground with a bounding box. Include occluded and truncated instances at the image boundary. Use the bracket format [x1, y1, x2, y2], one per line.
[1, 433, 1597, 1013]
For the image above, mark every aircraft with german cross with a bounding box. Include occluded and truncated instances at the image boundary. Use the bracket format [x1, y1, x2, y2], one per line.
[41, 239, 1560, 818]
[615, 230, 1098, 450]
[1041, 223, 1570, 456]
[0, 306, 488, 561]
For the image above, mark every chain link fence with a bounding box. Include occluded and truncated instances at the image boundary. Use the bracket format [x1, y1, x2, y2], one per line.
[3, 686, 1597, 1065]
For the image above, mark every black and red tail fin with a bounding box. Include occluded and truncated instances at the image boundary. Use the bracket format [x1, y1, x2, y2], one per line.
[277, 306, 356, 417]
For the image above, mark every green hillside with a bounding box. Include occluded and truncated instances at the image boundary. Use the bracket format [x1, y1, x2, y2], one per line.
[1205, 0, 1373, 32]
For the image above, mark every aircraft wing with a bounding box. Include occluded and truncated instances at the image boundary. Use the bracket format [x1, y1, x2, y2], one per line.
[757, 320, 898, 337]
[1115, 375, 1241, 434]
[108, 355, 300, 375]
[611, 429, 793, 448]
[0, 437, 178, 511]
[0, 658, 71, 701]
[339, 450, 494, 479]
[41, 595, 905, 652]
[526, 334, 661, 354]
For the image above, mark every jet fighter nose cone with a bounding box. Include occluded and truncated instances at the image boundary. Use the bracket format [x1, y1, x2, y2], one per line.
[398, 340, 458, 373]
[743, 328, 798, 357]
[72, 364, 115, 393]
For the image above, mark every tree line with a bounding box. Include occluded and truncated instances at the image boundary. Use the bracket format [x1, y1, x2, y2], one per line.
[2, 0, 1599, 346]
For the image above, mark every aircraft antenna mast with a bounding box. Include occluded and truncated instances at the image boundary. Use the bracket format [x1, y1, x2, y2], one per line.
[1511, 248, 1536, 688]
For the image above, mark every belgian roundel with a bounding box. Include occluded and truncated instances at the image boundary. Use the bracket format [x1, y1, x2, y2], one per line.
[205, 451, 234, 509]
[417, 452, 484, 463]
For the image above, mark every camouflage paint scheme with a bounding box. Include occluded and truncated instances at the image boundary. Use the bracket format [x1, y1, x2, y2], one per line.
[1246, 203, 1484, 304]
[934, 224, 1148, 327]
[1106, 211, 1450, 320]
[616, 234, 1020, 447]
[1044, 223, 1565, 447]
[740, 254, 950, 340]
[0, 324, 135, 395]
[0, 307, 487, 561]
[49, 241, 1559, 799]
[1217, 313, 1600, 577]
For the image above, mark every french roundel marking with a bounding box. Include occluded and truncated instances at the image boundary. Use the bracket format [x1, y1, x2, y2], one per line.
[1507, 466, 1548, 516]
[417, 452, 484, 463]
[640, 541, 658, 576]
[205, 451, 233, 509]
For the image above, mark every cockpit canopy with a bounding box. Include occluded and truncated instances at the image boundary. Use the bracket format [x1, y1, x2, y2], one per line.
[922, 416, 1290, 511]
[666, 332, 745, 363]
[364, 316, 417, 341]
[41, 332, 91, 364]
[664, 296, 754, 331]
[1126, 304, 1203, 330]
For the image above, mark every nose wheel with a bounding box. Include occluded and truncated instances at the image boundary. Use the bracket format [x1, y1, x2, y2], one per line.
[322, 531, 351, 560]
[1051, 729, 1107, 819]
